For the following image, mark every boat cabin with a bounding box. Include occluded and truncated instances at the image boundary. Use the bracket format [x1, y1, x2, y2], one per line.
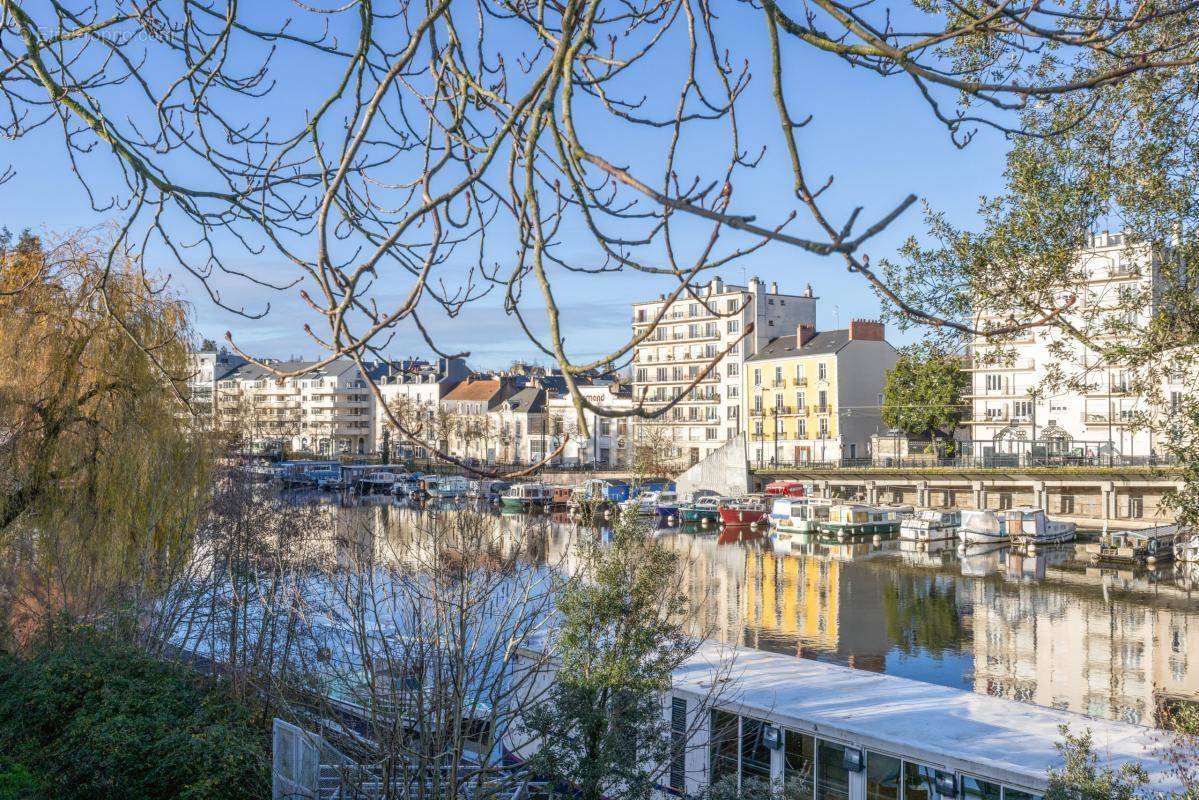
[764, 480, 807, 498]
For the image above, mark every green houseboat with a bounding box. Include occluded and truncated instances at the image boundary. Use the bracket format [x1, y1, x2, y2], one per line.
[816, 504, 914, 538]
[678, 495, 722, 525]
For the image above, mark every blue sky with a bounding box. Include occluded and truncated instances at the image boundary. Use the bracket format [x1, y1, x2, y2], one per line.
[0, 7, 1010, 370]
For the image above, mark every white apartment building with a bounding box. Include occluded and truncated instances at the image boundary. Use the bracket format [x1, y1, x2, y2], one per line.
[216, 358, 387, 456]
[546, 381, 635, 468]
[187, 346, 246, 427]
[631, 277, 817, 466]
[375, 357, 471, 459]
[967, 232, 1186, 462]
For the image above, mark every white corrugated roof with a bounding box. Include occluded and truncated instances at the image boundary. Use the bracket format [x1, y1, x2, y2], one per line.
[673, 640, 1178, 793]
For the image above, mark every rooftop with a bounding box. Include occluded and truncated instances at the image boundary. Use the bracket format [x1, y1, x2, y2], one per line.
[747, 329, 854, 361]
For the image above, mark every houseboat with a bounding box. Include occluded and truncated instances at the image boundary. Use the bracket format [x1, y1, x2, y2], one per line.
[549, 486, 574, 508]
[769, 496, 832, 535]
[501, 483, 552, 510]
[816, 504, 913, 538]
[279, 471, 317, 490]
[654, 491, 681, 521]
[1176, 531, 1199, 563]
[624, 489, 671, 516]
[428, 474, 470, 499]
[1005, 507, 1077, 546]
[309, 469, 345, 491]
[355, 471, 401, 495]
[570, 478, 631, 508]
[468, 479, 510, 502]
[957, 509, 1009, 546]
[392, 475, 421, 498]
[1086, 524, 1179, 565]
[899, 509, 961, 542]
[717, 495, 770, 527]
[509, 640, 1178, 799]
[764, 479, 807, 498]
[679, 495, 723, 525]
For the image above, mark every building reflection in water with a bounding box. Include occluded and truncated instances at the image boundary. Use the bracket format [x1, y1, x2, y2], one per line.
[293, 499, 1199, 728]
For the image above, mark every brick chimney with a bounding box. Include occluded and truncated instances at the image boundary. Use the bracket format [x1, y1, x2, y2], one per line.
[797, 323, 817, 346]
[848, 319, 885, 341]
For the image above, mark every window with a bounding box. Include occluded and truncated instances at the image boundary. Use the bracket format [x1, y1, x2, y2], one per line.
[1128, 495, 1144, 519]
[706, 427, 720, 440]
[985, 374, 1003, 392]
[798, 418, 807, 437]
[866, 751, 901, 800]
[1060, 494, 1075, 515]
[1005, 791, 1042, 800]
[796, 364, 806, 382]
[998, 492, 1013, 510]
[818, 418, 828, 439]
[727, 385, 739, 399]
[775, 394, 785, 410]
[726, 299, 738, 313]
[774, 366, 783, 384]
[728, 320, 740, 333]
[1013, 401, 1033, 419]
[961, 776, 1002, 800]
[754, 396, 763, 412]
[740, 718, 772, 785]
[818, 390, 828, 412]
[796, 391, 805, 411]
[727, 363, 739, 377]
[709, 711, 739, 785]
[1173, 391, 1184, 413]
[816, 740, 850, 800]
[783, 730, 815, 797]
[727, 405, 738, 419]
[817, 362, 828, 381]
[903, 762, 949, 800]
[754, 368, 762, 387]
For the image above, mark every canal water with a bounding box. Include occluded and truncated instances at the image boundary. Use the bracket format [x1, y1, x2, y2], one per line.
[310, 497, 1199, 729]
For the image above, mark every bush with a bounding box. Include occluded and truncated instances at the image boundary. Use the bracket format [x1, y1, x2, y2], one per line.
[0, 638, 269, 800]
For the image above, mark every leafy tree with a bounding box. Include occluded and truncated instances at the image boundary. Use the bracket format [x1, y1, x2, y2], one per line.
[881, 346, 969, 443]
[524, 508, 699, 800]
[0, 636, 269, 800]
[1046, 726, 1149, 800]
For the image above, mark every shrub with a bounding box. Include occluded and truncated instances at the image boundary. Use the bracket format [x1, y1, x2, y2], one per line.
[0, 638, 269, 800]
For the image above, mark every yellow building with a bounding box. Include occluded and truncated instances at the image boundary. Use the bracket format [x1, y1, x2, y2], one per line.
[743, 320, 896, 466]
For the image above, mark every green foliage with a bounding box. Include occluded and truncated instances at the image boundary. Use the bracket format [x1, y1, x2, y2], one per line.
[525, 508, 694, 800]
[1046, 726, 1149, 800]
[0, 760, 40, 800]
[881, 346, 969, 438]
[0, 637, 269, 800]
[882, 579, 964, 657]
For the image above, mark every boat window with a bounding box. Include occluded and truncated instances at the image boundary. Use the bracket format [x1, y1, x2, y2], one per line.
[709, 710, 740, 785]
[816, 740, 850, 800]
[783, 729, 815, 798]
[961, 776, 1002, 800]
[740, 718, 772, 784]
[903, 762, 950, 800]
[865, 751, 901, 800]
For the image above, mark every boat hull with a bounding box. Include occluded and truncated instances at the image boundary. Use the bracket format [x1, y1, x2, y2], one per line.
[719, 508, 768, 526]
[817, 521, 901, 538]
[680, 507, 720, 524]
[958, 529, 1009, 545]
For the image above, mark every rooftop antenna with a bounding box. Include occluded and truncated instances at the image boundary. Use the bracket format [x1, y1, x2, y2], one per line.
[832, 305, 840, 329]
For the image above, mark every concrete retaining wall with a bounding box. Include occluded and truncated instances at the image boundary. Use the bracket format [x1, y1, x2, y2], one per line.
[676, 433, 749, 498]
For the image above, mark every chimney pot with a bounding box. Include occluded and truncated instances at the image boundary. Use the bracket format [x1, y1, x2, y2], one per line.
[797, 323, 817, 346]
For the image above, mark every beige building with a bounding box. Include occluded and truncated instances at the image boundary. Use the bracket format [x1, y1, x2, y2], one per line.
[631, 277, 817, 467]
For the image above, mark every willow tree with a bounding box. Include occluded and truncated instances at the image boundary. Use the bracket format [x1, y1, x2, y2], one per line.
[0, 1, 1195, 475]
[0, 231, 210, 644]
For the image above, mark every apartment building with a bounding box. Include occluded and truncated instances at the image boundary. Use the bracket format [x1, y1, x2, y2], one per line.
[187, 345, 246, 427]
[439, 375, 522, 463]
[216, 358, 387, 455]
[743, 320, 897, 466]
[967, 232, 1187, 462]
[546, 381, 635, 468]
[631, 277, 817, 466]
[375, 356, 471, 459]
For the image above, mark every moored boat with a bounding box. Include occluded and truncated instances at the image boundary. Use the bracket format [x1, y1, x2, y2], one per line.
[769, 496, 832, 535]
[501, 482, 552, 510]
[279, 471, 317, 490]
[679, 495, 722, 525]
[1006, 507, 1077, 546]
[468, 479, 510, 502]
[1176, 531, 1199, 563]
[763, 479, 807, 498]
[549, 486, 574, 508]
[429, 474, 470, 499]
[957, 509, 1008, 546]
[356, 470, 401, 494]
[816, 504, 913, 538]
[1086, 523, 1179, 565]
[717, 495, 770, 527]
[899, 509, 962, 542]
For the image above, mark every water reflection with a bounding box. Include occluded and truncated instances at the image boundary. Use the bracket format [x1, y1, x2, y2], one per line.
[283, 495, 1199, 728]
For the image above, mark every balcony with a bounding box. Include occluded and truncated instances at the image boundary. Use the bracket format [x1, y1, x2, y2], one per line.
[1082, 411, 1135, 426]
[967, 358, 1036, 372]
[771, 379, 786, 388]
[815, 405, 831, 414]
[793, 377, 808, 387]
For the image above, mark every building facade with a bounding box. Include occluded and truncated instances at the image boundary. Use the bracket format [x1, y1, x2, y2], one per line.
[546, 381, 635, 468]
[743, 320, 897, 466]
[216, 358, 386, 456]
[966, 232, 1185, 462]
[631, 277, 817, 467]
[187, 346, 246, 427]
[376, 357, 471, 460]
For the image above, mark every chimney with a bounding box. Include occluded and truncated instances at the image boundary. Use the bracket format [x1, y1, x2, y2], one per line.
[770, 281, 779, 294]
[848, 319, 885, 341]
[797, 323, 817, 346]
[710, 277, 723, 294]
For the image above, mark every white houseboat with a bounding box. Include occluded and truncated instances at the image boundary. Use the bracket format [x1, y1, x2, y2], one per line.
[428, 474, 471, 499]
[769, 497, 832, 536]
[957, 510, 1008, 546]
[899, 509, 961, 542]
[1006, 507, 1077, 546]
[509, 641, 1177, 799]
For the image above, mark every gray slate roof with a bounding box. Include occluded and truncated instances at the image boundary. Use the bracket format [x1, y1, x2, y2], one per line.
[747, 329, 855, 362]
